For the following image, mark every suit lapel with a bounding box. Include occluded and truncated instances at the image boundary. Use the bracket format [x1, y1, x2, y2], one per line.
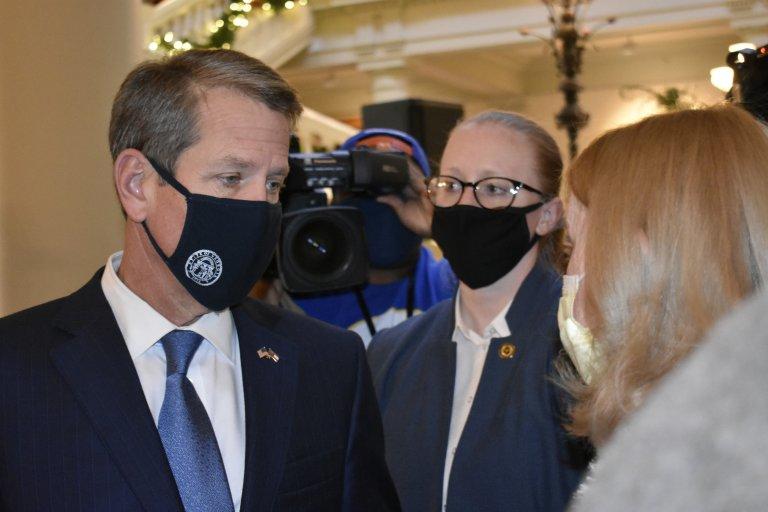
[431, 303, 459, 504]
[234, 302, 299, 511]
[504, 262, 559, 339]
[405, 301, 457, 507]
[450, 263, 560, 484]
[428, 330, 457, 505]
[50, 272, 182, 512]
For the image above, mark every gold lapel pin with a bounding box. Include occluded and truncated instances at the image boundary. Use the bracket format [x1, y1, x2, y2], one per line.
[499, 343, 516, 360]
[257, 347, 280, 363]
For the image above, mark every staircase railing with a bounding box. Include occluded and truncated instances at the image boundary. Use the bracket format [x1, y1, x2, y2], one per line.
[143, 0, 313, 67]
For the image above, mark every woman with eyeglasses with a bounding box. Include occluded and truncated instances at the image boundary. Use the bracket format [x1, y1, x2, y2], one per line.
[367, 111, 589, 512]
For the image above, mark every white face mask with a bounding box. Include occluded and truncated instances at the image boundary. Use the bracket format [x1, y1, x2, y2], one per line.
[557, 274, 600, 384]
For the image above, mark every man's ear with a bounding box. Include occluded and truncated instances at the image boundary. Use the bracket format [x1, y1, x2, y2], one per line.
[535, 197, 564, 236]
[114, 149, 152, 223]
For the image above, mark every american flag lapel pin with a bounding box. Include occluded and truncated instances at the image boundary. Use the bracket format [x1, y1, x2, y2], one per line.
[258, 346, 280, 363]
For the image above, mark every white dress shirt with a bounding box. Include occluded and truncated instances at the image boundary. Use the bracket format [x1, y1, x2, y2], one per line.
[101, 252, 245, 510]
[442, 292, 512, 511]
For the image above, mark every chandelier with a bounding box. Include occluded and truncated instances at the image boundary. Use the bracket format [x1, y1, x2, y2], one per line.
[522, 1, 615, 159]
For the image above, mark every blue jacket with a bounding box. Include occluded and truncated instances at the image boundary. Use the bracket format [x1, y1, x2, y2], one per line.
[0, 269, 399, 512]
[368, 263, 588, 512]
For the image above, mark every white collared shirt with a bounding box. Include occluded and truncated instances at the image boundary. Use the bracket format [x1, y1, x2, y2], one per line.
[101, 252, 245, 510]
[442, 292, 512, 511]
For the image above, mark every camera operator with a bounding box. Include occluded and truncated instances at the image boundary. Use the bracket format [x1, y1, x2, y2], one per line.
[270, 128, 457, 345]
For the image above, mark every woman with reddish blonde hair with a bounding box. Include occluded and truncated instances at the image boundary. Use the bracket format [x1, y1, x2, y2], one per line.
[559, 105, 768, 446]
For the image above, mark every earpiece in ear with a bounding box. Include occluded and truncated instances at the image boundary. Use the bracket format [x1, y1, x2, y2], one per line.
[535, 197, 564, 236]
[130, 170, 144, 196]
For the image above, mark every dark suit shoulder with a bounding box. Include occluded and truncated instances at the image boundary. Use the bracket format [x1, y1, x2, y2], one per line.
[0, 296, 69, 348]
[238, 298, 363, 355]
[0, 294, 69, 327]
[0, 269, 107, 346]
[367, 298, 453, 378]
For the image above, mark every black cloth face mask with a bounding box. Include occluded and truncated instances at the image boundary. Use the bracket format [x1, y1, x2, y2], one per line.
[141, 157, 282, 311]
[431, 203, 542, 289]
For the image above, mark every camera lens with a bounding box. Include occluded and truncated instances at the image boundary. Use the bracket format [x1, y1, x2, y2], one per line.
[279, 206, 368, 293]
[290, 216, 353, 280]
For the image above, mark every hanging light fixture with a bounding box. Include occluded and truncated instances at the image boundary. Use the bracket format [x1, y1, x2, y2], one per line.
[522, 1, 616, 159]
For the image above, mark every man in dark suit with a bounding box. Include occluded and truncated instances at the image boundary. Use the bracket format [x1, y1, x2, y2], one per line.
[0, 49, 399, 512]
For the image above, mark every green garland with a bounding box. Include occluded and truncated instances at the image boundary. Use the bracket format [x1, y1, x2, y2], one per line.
[150, 0, 306, 55]
[620, 85, 697, 112]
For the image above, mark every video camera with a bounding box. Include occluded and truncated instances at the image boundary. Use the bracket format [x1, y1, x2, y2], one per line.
[286, 148, 410, 196]
[276, 146, 411, 294]
[728, 44, 768, 122]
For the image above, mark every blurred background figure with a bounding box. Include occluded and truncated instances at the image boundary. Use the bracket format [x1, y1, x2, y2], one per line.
[270, 128, 457, 345]
[369, 111, 589, 512]
[727, 42, 768, 124]
[557, 105, 768, 484]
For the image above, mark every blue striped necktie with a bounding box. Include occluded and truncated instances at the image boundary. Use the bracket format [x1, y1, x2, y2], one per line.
[158, 330, 235, 512]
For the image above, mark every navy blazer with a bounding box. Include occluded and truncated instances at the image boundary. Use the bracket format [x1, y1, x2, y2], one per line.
[368, 263, 589, 512]
[0, 270, 400, 512]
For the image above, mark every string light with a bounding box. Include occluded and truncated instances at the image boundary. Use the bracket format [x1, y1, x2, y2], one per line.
[149, 0, 308, 55]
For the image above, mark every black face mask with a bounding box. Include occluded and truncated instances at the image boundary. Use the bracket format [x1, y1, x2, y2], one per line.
[142, 158, 282, 311]
[431, 204, 542, 289]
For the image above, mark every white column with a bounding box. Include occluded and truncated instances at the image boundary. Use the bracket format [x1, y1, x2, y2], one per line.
[368, 65, 411, 103]
[0, 0, 142, 315]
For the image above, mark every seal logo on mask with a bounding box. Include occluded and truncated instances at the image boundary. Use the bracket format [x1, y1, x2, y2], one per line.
[142, 156, 281, 310]
[185, 249, 223, 286]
